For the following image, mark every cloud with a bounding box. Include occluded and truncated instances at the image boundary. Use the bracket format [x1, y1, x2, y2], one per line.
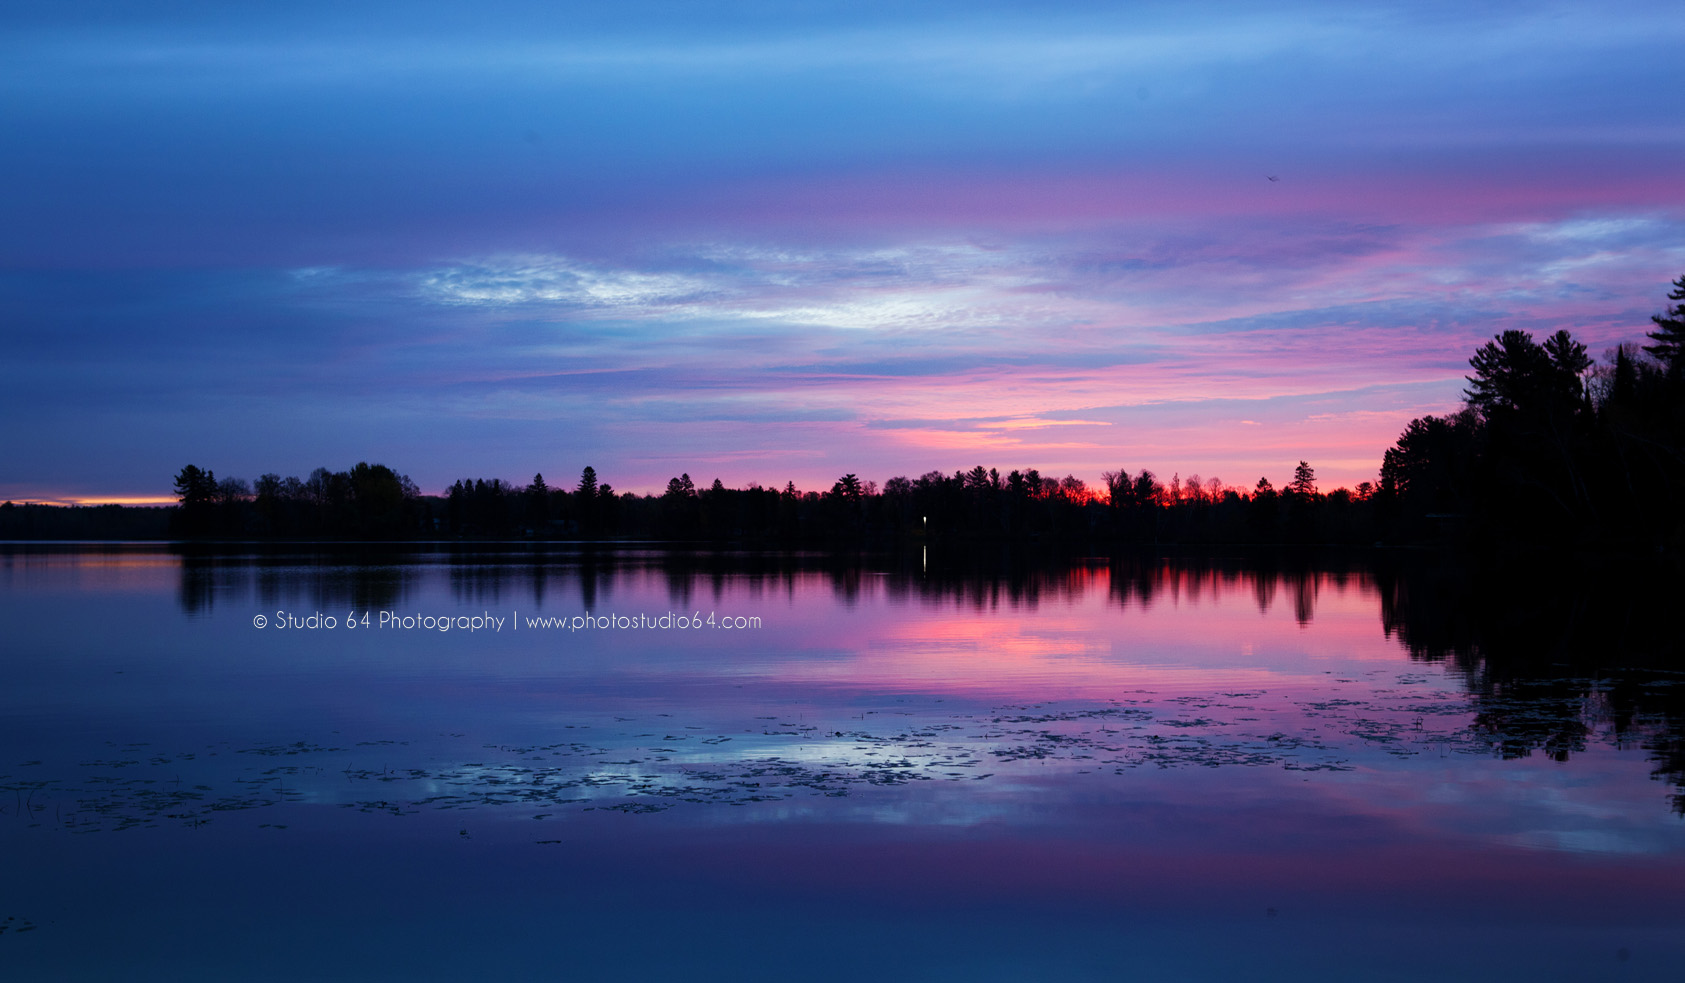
[6, 2, 1685, 497]
[421, 257, 719, 309]
[978, 418, 1113, 430]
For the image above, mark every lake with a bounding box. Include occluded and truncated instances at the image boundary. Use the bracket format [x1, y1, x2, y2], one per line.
[2, 545, 1682, 980]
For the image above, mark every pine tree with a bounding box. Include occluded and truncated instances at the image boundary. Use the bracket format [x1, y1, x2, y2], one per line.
[1644, 273, 1685, 375]
[1290, 461, 1317, 498]
[1466, 330, 1553, 415]
[173, 464, 217, 509]
[1542, 329, 1591, 406]
[1611, 345, 1637, 406]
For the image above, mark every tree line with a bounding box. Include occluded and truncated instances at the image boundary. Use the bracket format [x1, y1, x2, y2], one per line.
[152, 274, 1685, 551]
[163, 456, 1368, 545]
[170, 462, 424, 539]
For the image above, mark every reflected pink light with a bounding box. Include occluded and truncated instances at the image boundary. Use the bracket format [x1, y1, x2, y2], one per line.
[659, 570, 1407, 701]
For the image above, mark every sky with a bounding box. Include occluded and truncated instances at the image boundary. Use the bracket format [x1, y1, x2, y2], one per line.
[3, 0, 1684, 502]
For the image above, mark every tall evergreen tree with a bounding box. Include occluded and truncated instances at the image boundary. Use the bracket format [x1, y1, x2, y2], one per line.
[1466, 330, 1554, 417]
[1610, 345, 1637, 406]
[1289, 461, 1317, 497]
[172, 464, 218, 536]
[1643, 274, 1685, 376]
[173, 464, 217, 509]
[1542, 329, 1592, 406]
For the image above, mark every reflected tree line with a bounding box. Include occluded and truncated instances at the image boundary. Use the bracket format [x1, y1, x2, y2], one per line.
[164, 533, 1685, 805]
[171, 543, 1685, 811]
[144, 277, 1685, 551]
[172, 544, 1371, 617]
[1378, 552, 1685, 814]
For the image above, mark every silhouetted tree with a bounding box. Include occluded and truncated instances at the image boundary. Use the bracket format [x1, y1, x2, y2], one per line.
[661, 473, 700, 537]
[1466, 330, 1557, 417]
[1289, 461, 1316, 498]
[524, 473, 550, 530]
[1542, 329, 1592, 406]
[594, 480, 617, 536]
[1249, 477, 1279, 539]
[347, 462, 412, 537]
[573, 466, 600, 536]
[1644, 273, 1685, 376]
[1608, 344, 1640, 407]
[172, 464, 217, 536]
[1379, 412, 1478, 522]
[173, 464, 216, 508]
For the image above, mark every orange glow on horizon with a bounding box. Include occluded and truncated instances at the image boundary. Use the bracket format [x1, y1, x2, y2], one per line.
[4, 496, 177, 507]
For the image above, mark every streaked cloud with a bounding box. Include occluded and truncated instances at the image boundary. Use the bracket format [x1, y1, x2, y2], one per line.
[422, 258, 720, 309]
[3, 1, 1683, 498]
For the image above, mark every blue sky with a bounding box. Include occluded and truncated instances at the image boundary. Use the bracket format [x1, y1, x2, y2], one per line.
[4, 1, 1683, 500]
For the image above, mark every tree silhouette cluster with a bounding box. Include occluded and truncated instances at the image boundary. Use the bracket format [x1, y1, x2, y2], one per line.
[629, 463, 1377, 546]
[443, 467, 621, 539]
[160, 459, 1376, 546]
[1375, 274, 1685, 549]
[170, 462, 423, 539]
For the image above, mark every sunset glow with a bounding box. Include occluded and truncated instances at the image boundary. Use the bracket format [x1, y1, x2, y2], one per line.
[3, 1, 1682, 497]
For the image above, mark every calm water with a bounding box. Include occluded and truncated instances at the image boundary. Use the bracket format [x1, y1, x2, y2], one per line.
[2, 545, 1682, 981]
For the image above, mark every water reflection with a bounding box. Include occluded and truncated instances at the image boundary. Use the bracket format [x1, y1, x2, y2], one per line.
[1378, 553, 1685, 813]
[175, 550, 418, 615]
[117, 544, 1685, 814]
[165, 545, 1382, 619]
[4, 544, 1684, 979]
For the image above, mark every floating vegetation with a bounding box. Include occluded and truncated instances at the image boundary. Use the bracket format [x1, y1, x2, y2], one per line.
[0, 673, 1671, 836]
